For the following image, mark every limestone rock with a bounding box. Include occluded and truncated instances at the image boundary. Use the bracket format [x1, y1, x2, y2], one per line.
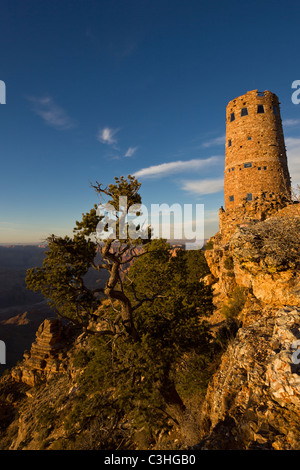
[205, 204, 300, 308]
[200, 203, 300, 450]
[230, 214, 300, 307]
[11, 318, 78, 386]
[197, 307, 300, 450]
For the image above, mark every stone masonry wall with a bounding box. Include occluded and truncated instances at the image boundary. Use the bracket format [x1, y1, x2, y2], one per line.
[224, 90, 291, 211]
[219, 193, 292, 242]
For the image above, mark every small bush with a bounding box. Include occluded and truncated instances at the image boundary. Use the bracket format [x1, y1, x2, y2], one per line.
[221, 287, 247, 320]
[72, 348, 90, 368]
[214, 319, 240, 351]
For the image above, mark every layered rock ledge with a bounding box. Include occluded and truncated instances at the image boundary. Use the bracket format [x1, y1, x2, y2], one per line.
[199, 203, 300, 449]
[11, 318, 78, 386]
[196, 307, 300, 449]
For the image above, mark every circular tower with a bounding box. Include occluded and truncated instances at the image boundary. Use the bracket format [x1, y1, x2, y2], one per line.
[224, 90, 291, 210]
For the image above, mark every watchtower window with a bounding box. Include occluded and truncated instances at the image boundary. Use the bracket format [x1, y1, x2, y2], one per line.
[230, 113, 235, 122]
[247, 136, 252, 140]
[228, 139, 232, 147]
[258, 167, 261, 170]
[231, 167, 235, 171]
[247, 193, 253, 201]
[264, 166, 267, 170]
[257, 105, 265, 113]
[257, 92, 265, 97]
[244, 162, 252, 168]
[241, 107, 248, 116]
[229, 195, 234, 202]
[273, 106, 278, 115]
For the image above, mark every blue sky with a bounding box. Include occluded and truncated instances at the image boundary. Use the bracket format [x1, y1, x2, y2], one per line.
[1, 0, 300, 243]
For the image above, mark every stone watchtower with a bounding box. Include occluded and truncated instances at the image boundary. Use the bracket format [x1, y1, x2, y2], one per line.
[224, 89, 291, 210]
[219, 90, 291, 239]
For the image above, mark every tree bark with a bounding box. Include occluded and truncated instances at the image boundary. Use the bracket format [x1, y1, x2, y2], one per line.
[103, 244, 140, 342]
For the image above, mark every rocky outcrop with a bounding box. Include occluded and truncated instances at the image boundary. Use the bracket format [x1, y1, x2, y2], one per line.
[1, 201, 300, 450]
[199, 203, 300, 449]
[231, 215, 300, 307]
[219, 194, 291, 243]
[0, 305, 54, 372]
[205, 204, 300, 308]
[197, 307, 300, 449]
[11, 318, 78, 386]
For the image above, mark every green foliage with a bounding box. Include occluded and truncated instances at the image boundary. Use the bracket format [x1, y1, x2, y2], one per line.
[221, 286, 247, 320]
[175, 350, 217, 400]
[124, 239, 214, 405]
[68, 335, 167, 443]
[26, 175, 150, 334]
[26, 233, 98, 322]
[103, 175, 142, 211]
[214, 318, 240, 351]
[74, 205, 101, 237]
[68, 238, 215, 437]
[26, 175, 216, 445]
[88, 175, 150, 245]
[182, 249, 211, 282]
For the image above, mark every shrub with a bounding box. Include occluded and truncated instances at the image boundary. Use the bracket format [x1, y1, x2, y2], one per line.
[214, 318, 240, 351]
[221, 287, 247, 320]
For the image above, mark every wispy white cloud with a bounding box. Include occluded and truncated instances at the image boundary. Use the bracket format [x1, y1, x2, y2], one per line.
[181, 177, 224, 196]
[134, 156, 221, 179]
[202, 134, 225, 148]
[27, 96, 76, 130]
[98, 127, 119, 145]
[283, 119, 300, 128]
[124, 146, 138, 157]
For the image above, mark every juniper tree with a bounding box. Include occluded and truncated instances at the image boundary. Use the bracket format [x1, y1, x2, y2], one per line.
[26, 175, 213, 418]
[26, 176, 151, 341]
